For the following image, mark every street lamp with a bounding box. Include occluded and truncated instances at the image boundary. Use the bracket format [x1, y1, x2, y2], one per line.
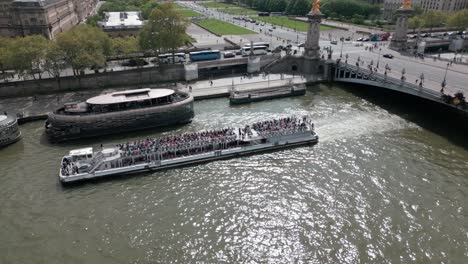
[377, 48, 381, 68]
[442, 62, 449, 88]
[340, 41, 344, 58]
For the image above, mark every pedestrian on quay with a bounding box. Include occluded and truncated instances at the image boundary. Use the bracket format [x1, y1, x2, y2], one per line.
[189, 86, 192, 92]
[210, 80, 213, 86]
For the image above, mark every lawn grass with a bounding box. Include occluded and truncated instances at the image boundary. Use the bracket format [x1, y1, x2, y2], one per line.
[172, 3, 186, 9]
[177, 9, 202, 17]
[218, 7, 257, 15]
[200, 2, 239, 9]
[254, 16, 332, 32]
[195, 18, 256, 35]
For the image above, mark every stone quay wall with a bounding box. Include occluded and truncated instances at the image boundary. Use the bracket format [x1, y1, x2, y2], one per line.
[0, 64, 186, 99]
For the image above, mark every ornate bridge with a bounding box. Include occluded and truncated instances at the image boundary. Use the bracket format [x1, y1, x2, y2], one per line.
[332, 63, 464, 111]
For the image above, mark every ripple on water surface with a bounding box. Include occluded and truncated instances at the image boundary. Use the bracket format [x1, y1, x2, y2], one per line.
[0, 85, 468, 263]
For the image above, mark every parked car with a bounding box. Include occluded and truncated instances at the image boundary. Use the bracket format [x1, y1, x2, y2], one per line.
[363, 38, 370, 42]
[331, 40, 338, 45]
[268, 28, 273, 32]
[298, 43, 305, 48]
[345, 37, 351, 41]
[383, 54, 394, 59]
[223, 51, 235, 58]
[357, 37, 364, 41]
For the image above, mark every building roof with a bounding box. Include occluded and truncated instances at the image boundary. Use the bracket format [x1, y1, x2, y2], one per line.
[86, 88, 175, 105]
[69, 147, 93, 156]
[98, 11, 144, 28]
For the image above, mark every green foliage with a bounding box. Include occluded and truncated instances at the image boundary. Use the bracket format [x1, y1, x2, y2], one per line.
[351, 14, 365, 25]
[177, 9, 202, 18]
[56, 25, 112, 75]
[447, 9, 468, 30]
[0, 37, 13, 73]
[86, 14, 101, 27]
[195, 18, 256, 35]
[139, 3, 190, 53]
[320, 0, 380, 19]
[43, 41, 67, 78]
[284, 0, 311, 16]
[421, 10, 447, 30]
[8, 35, 48, 79]
[408, 16, 423, 32]
[218, 7, 257, 15]
[200, 2, 239, 8]
[112, 36, 140, 56]
[255, 16, 332, 32]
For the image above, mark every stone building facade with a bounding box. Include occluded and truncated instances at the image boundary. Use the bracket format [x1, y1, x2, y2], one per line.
[0, 0, 97, 39]
[383, 0, 468, 20]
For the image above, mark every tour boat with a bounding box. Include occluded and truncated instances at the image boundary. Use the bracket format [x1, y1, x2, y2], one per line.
[59, 116, 319, 183]
[0, 113, 21, 148]
[46, 88, 194, 142]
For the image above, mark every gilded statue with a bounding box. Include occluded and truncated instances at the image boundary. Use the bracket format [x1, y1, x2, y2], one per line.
[401, 0, 412, 9]
[312, 0, 320, 13]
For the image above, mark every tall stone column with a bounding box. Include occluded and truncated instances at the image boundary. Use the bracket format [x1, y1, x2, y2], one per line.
[304, 0, 323, 60]
[390, 1, 413, 51]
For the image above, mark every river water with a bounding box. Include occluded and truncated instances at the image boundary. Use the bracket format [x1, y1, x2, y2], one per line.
[1, 84, 467, 263]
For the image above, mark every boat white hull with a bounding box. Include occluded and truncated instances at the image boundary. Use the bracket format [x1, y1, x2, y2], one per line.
[59, 132, 318, 183]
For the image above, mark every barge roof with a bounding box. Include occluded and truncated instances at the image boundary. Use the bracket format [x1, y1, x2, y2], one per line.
[86, 88, 174, 105]
[0, 114, 16, 126]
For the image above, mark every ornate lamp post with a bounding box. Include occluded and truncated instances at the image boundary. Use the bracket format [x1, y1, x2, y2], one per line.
[304, 0, 323, 60]
[377, 48, 382, 68]
[390, 0, 413, 51]
[442, 62, 449, 89]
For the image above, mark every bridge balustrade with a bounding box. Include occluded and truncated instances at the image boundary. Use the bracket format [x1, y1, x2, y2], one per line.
[334, 63, 442, 100]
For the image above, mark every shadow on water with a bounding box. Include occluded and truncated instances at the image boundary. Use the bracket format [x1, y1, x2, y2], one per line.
[339, 83, 468, 149]
[39, 122, 193, 148]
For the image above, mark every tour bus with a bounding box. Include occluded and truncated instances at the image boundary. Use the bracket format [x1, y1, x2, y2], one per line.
[241, 45, 268, 56]
[189, 50, 221, 62]
[243, 42, 270, 49]
[158, 53, 186, 64]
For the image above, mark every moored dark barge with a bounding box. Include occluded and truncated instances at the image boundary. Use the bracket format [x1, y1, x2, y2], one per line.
[46, 88, 194, 142]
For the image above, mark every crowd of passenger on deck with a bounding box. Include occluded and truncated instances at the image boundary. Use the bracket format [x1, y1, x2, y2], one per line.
[252, 116, 312, 137]
[62, 116, 315, 174]
[117, 128, 238, 160]
[61, 157, 78, 176]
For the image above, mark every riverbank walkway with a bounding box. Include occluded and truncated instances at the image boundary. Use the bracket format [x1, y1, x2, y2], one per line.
[0, 74, 312, 123]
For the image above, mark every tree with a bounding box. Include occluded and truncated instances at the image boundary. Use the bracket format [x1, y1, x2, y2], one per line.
[43, 41, 66, 79]
[112, 36, 140, 56]
[408, 16, 423, 33]
[56, 25, 112, 76]
[0, 37, 13, 80]
[139, 3, 189, 62]
[447, 9, 468, 30]
[8, 35, 48, 80]
[141, 0, 159, 19]
[86, 14, 101, 27]
[422, 10, 447, 31]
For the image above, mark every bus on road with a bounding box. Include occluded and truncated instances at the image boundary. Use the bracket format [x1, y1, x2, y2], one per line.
[241, 46, 268, 56]
[189, 50, 221, 62]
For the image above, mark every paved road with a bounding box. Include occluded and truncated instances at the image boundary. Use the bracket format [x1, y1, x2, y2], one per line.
[180, 1, 468, 95]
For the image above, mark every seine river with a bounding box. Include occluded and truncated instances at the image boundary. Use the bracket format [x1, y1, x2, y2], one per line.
[1, 84, 467, 263]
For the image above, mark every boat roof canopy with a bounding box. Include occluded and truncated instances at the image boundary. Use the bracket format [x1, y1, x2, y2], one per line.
[69, 147, 93, 156]
[86, 88, 175, 105]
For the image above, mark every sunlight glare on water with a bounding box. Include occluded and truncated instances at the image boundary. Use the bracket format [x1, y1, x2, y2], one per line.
[0, 84, 467, 263]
